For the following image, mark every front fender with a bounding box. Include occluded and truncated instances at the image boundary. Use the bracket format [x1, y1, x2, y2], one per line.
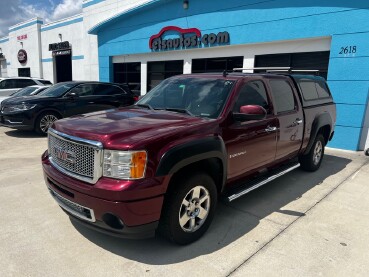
[155, 136, 227, 188]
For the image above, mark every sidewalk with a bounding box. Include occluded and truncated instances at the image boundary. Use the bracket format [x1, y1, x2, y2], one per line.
[230, 154, 369, 276]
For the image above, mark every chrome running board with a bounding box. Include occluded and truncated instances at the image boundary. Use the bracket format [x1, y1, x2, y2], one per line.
[227, 163, 300, 202]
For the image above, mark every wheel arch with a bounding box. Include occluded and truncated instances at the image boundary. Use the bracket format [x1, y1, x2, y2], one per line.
[156, 137, 227, 193]
[34, 109, 63, 133]
[34, 109, 62, 126]
[303, 113, 332, 155]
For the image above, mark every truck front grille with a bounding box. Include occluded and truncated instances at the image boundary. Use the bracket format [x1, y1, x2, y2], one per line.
[48, 128, 103, 184]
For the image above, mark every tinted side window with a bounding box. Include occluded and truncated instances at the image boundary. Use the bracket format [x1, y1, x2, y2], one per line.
[69, 84, 95, 97]
[233, 81, 269, 113]
[298, 80, 319, 100]
[269, 80, 296, 113]
[94, 84, 124, 96]
[315, 81, 331, 98]
[15, 79, 37, 88]
[0, 80, 10, 89]
[0, 79, 16, 89]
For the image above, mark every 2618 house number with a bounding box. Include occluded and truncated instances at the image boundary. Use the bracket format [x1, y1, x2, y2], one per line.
[339, 46, 357, 54]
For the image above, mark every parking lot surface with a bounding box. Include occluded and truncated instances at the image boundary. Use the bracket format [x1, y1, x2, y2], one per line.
[0, 126, 368, 277]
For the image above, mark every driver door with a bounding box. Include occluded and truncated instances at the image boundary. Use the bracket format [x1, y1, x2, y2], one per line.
[223, 79, 278, 180]
[63, 84, 96, 117]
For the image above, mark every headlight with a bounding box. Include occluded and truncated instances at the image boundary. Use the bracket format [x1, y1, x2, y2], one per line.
[7, 104, 37, 112]
[103, 150, 147, 180]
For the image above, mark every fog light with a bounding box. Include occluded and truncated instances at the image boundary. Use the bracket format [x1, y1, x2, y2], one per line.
[102, 213, 124, 230]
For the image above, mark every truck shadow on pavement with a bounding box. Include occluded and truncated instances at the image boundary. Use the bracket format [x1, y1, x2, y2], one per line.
[72, 154, 351, 265]
[4, 129, 43, 138]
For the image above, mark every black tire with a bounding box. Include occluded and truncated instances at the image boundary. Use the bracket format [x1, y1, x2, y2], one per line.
[35, 112, 60, 135]
[299, 134, 325, 172]
[158, 173, 217, 245]
[365, 149, 369, 156]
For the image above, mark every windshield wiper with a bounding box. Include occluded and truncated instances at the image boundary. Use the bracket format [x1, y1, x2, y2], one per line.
[136, 103, 153, 110]
[163, 108, 194, 116]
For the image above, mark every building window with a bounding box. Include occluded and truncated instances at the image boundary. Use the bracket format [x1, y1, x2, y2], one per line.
[147, 60, 183, 91]
[113, 62, 141, 95]
[18, 68, 31, 77]
[192, 56, 243, 73]
[254, 51, 330, 79]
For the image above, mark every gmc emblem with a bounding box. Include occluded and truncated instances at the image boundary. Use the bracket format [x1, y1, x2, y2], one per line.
[54, 147, 76, 164]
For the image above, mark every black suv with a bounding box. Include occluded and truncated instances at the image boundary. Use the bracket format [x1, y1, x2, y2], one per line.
[0, 81, 136, 134]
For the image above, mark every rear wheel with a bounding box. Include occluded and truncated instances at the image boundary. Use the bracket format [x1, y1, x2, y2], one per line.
[35, 112, 60, 135]
[159, 173, 217, 245]
[299, 134, 325, 172]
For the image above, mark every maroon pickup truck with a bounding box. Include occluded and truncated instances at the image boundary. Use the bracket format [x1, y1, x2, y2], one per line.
[42, 72, 336, 244]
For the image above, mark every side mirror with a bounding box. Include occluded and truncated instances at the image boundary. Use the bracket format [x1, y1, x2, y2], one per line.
[67, 92, 77, 98]
[233, 105, 267, 121]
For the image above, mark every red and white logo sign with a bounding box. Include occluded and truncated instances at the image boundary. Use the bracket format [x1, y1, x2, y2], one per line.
[17, 34, 28, 41]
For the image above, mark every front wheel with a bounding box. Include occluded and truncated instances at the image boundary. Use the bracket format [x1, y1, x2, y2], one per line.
[299, 134, 325, 172]
[159, 173, 217, 245]
[35, 112, 60, 135]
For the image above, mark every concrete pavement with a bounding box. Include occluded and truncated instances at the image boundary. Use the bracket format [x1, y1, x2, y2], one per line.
[0, 126, 368, 277]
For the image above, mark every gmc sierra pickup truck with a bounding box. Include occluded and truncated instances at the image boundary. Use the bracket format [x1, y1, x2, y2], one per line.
[42, 72, 336, 245]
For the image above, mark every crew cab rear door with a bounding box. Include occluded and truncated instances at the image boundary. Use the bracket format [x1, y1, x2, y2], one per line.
[224, 79, 277, 180]
[267, 76, 304, 160]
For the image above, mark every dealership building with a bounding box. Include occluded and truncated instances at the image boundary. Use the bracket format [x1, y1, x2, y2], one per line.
[0, 0, 369, 151]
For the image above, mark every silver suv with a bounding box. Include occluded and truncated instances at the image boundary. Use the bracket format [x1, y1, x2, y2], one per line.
[0, 77, 52, 97]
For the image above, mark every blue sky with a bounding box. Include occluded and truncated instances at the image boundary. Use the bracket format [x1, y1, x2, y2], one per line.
[0, 0, 83, 37]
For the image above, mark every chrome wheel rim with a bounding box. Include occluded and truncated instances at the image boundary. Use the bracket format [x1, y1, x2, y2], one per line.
[179, 185, 210, 233]
[40, 114, 58, 133]
[313, 140, 323, 165]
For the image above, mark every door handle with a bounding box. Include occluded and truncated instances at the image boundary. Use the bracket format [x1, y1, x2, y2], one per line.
[293, 118, 303, 125]
[265, 126, 277, 132]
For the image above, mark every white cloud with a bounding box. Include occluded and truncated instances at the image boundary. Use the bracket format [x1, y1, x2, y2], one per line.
[0, 0, 82, 37]
[51, 0, 83, 21]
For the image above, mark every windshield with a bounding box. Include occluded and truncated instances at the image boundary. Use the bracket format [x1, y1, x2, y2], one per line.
[10, 87, 38, 97]
[136, 77, 235, 118]
[38, 83, 75, 97]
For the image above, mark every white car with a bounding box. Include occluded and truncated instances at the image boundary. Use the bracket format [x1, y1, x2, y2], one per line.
[0, 77, 52, 97]
[0, 85, 50, 105]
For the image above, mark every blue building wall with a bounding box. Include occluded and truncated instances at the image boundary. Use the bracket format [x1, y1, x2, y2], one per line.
[92, 0, 369, 150]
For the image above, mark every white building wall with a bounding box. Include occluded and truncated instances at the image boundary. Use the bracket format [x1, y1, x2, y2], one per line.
[0, 1, 156, 82]
[82, 0, 156, 81]
[7, 18, 43, 78]
[0, 37, 9, 77]
[40, 14, 85, 83]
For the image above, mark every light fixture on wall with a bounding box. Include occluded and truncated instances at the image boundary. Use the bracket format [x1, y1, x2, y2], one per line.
[20, 42, 23, 48]
[58, 33, 62, 41]
[183, 0, 189, 9]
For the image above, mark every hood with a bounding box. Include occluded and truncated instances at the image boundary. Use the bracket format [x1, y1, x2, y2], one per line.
[1, 95, 53, 105]
[52, 107, 214, 149]
[0, 96, 9, 104]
